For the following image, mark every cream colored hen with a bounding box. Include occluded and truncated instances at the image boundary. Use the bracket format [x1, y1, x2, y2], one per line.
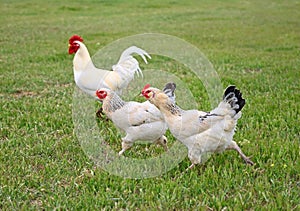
[95, 83, 176, 155]
[141, 84, 254, 169]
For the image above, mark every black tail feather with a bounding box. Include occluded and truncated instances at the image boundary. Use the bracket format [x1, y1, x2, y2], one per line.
[223, 85, 245, 113]
[163, 82, 176, 103]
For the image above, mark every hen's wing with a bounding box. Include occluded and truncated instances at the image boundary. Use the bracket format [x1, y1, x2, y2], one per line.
[125, 101, 163, 127]
[176, 109, 225, 138]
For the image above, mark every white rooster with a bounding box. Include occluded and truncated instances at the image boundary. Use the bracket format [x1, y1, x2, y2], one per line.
[141, 84, 254, 169]
[95, 83, 177, 155]
[68, 35, 151, 98]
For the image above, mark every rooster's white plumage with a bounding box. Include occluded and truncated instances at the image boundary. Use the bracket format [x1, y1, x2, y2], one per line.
[142, 84, 254, 169]
[69, 35, 151, 98]
[95, 83, 177, 155]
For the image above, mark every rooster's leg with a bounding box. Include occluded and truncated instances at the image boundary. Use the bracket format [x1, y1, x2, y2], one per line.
[226, 141, 254, 165]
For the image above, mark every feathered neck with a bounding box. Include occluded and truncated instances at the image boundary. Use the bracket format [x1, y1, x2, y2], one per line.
[164, 102, 183, 116]
[151, 93, 183, 117]
[102, 92, 126, 115]
[73, 42, 94, 72]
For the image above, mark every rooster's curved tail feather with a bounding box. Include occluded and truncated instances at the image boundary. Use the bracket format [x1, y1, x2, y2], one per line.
[112, 46, 151, 78]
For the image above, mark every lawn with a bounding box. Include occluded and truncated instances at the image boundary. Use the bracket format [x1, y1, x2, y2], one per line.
[0, 0, 299, 210]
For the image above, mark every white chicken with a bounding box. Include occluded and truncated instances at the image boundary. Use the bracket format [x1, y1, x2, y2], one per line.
[141, 84, 254, 169]
[95, 83, 177, 155]
[68, 35, 151, 98]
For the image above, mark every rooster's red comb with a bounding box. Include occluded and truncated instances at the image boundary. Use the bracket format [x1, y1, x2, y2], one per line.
[69, 35, 83, 44]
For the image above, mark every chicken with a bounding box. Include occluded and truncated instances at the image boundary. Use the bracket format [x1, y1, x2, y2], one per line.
[68, 35, 151, 98]
[141, 84, 254, 169]
[95, 83, 177, 155]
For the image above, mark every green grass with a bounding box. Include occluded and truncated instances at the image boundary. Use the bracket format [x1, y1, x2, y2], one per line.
[1, 0, 299, 209]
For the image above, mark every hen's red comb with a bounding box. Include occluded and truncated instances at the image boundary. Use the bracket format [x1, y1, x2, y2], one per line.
[142, 84, 151, 93]
[141, 84, 150, 94]
[69, 35, 83, 44]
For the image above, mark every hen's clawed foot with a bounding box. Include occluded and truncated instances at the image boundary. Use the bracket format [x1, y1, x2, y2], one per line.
[243, 156, 254, 166]
[96, 107, 109, 121]
[186, 163, 195, 171]
[227, 141, 255, 166]
[96, 107, 104, 118]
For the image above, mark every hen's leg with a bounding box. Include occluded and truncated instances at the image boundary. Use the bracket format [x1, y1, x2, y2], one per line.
[185, 148, 202, 171]
[186, 163, 195, 170]
[96, 107, 104, 118]
[155, 135, 168, 151]
[226, 141, 254, 165]
[96, 107, 110, 121]
[118, 138, 133, 156]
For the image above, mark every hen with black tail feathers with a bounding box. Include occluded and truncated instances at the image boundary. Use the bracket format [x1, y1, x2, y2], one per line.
[142, 83, 254, 169]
